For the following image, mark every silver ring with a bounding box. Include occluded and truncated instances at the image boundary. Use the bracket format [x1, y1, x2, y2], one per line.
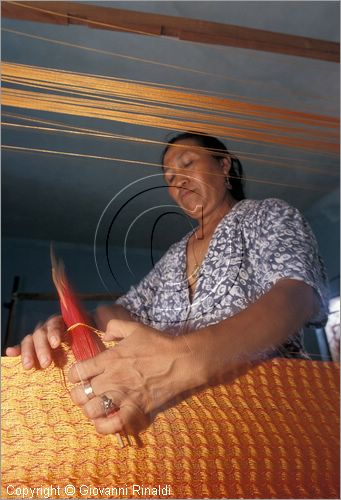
[101, 395, 119, 415]
[83, 380, 95, 400]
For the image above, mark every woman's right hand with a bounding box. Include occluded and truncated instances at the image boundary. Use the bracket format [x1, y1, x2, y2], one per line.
[5, 315, 66, 370]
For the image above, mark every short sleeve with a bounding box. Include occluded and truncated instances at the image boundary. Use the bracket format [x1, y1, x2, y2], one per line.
[115, 261, 162, 326]
[255, 198, 329, 328]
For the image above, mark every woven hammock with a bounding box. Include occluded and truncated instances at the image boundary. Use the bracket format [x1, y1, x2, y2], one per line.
[1, 342, 340, 499]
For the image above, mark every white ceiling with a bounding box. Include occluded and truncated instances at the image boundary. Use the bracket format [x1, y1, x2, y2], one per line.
[2, 1, 340, 251]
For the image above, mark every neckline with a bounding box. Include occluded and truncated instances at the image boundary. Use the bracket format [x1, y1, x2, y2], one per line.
[184, 198, 245, 245]
[183, 199, 245, 305]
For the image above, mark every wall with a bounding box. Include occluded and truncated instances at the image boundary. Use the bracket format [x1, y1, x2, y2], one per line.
[304, 188, 340, 298]
[303, 188, 340, 360]
[2, 237, 164, 348]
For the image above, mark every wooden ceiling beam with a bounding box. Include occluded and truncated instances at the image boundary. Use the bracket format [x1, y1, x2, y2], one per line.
[2, 1, 339, 62]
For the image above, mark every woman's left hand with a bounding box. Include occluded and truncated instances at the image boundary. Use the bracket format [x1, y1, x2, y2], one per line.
[68, 320, 202, 435]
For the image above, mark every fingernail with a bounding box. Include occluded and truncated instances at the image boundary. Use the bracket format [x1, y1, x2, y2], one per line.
[22, 357, 32, 368]
[39, 356, 50, 367]
[50, 336, 58, 347]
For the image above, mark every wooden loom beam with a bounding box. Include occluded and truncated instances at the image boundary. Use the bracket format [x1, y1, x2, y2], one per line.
[2, 1, 339, 62]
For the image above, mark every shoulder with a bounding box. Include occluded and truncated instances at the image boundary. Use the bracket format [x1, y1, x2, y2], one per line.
[229, 197, 295, 217]
[248, 197, 302, 223]
[251, 197, 295, 213]
[232, 198, 309, 242]
[226, 198, 299, 227]
[258, 197, 298, 212]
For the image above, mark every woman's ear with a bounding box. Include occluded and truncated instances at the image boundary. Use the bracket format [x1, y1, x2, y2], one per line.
[220, 157, 231, 176]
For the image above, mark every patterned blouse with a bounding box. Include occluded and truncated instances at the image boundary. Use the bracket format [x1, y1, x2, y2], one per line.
[116, 198, 329, 359]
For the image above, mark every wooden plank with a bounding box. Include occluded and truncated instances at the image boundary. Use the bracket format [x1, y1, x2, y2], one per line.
[2, 1, 339, 62]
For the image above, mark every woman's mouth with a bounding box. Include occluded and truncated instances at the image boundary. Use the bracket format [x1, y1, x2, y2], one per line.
[181, 189, 196, 202]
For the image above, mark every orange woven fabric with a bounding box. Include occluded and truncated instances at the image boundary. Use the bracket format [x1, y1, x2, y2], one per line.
[1, 348, 339, 499]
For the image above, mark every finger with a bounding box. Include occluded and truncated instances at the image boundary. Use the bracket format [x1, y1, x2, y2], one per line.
[69, 375, 123, 406]
[70, 380, 97, 406]
[45, 316, 65, 348]
[92, 414, 123, 435]
[82, 394, 121, 419]
[20, 335, 37, 369]
[6, 345, 21, 357]
[104, 318, 139, 341]
[31, 325, 53, 368]
[93, 400, 147, 435]
[68, 352, 107, 383]
[92, 405, 128, 435]
[87, 370, 125, 395]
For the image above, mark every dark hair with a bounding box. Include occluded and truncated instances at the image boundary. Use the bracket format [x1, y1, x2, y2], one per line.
[161, 132, 246, 201]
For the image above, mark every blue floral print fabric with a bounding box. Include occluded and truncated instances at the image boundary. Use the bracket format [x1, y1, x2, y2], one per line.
[116, 198, 329, 358]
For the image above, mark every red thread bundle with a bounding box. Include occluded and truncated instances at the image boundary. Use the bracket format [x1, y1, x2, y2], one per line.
[51, 248, 104, 361]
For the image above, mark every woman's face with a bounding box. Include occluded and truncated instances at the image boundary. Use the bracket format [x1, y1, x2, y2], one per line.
[162, 138, 231, 221]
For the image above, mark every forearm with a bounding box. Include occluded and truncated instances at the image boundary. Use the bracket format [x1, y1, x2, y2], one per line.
[68, 280, 319, 434]
[94, 304, 135, 331]
[183, 279, 318, 387]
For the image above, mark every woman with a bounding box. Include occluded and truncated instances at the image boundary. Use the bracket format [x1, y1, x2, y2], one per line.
[6, 132, 328, 436]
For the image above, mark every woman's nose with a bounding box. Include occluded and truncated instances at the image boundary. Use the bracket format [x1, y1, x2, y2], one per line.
[177, 175, 188, 188]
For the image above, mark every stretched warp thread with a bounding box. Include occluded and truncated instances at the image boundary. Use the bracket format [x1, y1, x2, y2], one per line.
[2, 62, 339, 154]
[3, 62, 338, 125]
[1, 143, 332, 195]
[3, 111, 339, 174]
